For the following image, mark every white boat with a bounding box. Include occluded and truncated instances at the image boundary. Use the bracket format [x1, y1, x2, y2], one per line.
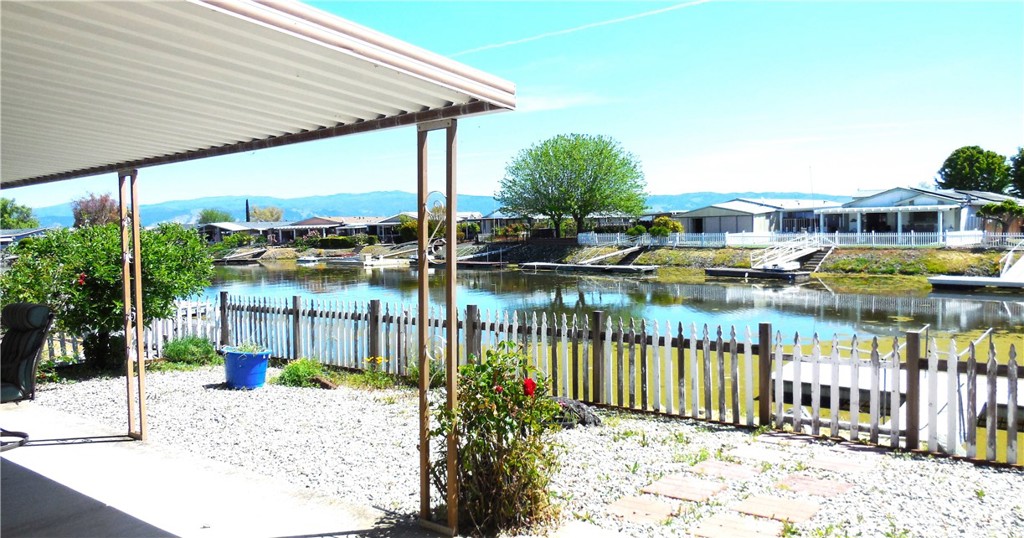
[296, 256, 320, 263]
[330, 253, 410, 268]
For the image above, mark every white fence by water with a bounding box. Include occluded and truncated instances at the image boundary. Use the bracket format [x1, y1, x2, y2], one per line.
[47, 295, 1022, 465]
[578, 231, 1024, 249]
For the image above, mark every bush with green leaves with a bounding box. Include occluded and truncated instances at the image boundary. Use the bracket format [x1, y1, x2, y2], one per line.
[0, 223, 212, 370]
[626, 224, 647, 237]
[275, 358, 324, 387]
[648, 225, 671, 237]
[162, 336, 220, 366]
[431, 341, 561, 535]
[407, 356, 445, 389]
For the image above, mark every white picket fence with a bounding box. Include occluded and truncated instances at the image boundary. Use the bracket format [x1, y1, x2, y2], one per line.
[578, 231, 1024, 249]
[47, 295, 1022, 465]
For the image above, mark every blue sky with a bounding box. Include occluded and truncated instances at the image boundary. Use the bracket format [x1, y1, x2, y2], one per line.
[9, 1, 1023, 209]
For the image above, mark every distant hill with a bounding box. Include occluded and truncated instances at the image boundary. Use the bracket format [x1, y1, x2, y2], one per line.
[30, 190, 850, 227]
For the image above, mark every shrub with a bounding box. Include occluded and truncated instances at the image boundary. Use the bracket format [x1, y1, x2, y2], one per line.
[220, 233, 255, 249]
[361, 356, 393, 389]
[275, 358, 324, 387]
[316, 235, 355, 249]
[648, 225, 670, 237]
[626, 224, 647, 237]
[407, 356, 445, 389]
[431, 341, 561, 535]
[162, 336, 220, 366]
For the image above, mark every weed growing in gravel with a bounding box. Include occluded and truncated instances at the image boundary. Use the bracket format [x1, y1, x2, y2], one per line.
[781, 520, 799, 537]
[761, 461, 774, 472]
[161, 336, 221, 367]
[362, 356, 393, 389]
[602, 414, 623, 427]
[714, 446, 739, 463]
[672, 431, 689, 444]
[275, 358, 323, 388]
[674, 447, 710, 466]
[883, 515, 910, 538]
[36, 354, 78, 382]
[975, 488, 986, 500]
[626, 461, 640, 474]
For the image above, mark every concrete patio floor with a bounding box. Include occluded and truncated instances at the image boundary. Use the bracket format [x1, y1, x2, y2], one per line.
[1, 402, 434, 538]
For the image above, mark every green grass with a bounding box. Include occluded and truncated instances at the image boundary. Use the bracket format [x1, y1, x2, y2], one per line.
[161, 336, 221, 366]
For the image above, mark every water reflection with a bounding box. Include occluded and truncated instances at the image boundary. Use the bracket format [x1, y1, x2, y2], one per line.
[205, 263, 1023, 339]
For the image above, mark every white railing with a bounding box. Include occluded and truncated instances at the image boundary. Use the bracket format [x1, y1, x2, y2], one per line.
[578, 231, 1024, 249]
[999, 240, 1024, 277]
[750, 233, 819, 269]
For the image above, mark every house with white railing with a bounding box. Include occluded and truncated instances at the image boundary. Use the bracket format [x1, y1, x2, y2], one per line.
[677, 199, 843, 234]
[813, 187, 1023, 235]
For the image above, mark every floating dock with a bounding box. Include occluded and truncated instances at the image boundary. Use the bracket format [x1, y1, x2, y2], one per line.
[705, 267, 811, 283]
[927, 275, 1024, 290]
[428, 260, 509, 269]
[520, 262, 657, 275]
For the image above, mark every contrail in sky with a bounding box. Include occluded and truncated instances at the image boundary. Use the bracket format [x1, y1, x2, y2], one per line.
[451, 0, 716, 57]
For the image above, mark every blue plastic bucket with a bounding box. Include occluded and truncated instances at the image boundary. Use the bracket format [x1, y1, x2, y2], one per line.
[223, 349, 270, 389]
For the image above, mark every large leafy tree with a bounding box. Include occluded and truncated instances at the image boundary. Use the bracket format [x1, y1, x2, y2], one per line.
[934, 146, 1010, 193]
[197, 208, 234, 224]
[0, 223, 213, 369]
[72, 192, 120, 227]
[975, 199, 1024, 233]
[1009, 147, 1024, 197]
[0, 197, 39, 229]
[250, 205, 284, 222]
[496, 134, 646, 238]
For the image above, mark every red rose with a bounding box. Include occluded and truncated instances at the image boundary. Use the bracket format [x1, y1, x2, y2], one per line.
[523, 377, 537, 397]
[77, 273, 87, 286]
[494, 385, 503, 393]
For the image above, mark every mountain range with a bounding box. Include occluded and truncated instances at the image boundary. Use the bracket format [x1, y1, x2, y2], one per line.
[29, 191, 852, 228]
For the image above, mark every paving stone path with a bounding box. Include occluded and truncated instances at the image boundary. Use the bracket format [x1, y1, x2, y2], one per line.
[602, 432, 868, 537]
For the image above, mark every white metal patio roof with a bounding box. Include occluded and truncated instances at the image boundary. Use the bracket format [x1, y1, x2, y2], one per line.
[0, 0, 515, 189]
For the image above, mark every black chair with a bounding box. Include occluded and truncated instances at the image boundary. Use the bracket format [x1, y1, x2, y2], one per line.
[1, 303, 54, 451]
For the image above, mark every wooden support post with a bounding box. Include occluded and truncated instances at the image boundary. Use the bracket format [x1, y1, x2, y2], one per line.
[444, 120, 459, 535]
[219, 291, 229, 347]
[905, 330, 922, 451]
[758, 322, 772, 428]
[592, 311, 605, 404]
[416, 128, 431, 523]
[118, 169, 146, 441]
[292, 295, 302, 360]
[369, 299, 381, 358]
[466, 305, 481, 362]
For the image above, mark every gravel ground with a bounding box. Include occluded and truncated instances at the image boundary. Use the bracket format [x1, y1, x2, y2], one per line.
[36, 367, 1024, 537]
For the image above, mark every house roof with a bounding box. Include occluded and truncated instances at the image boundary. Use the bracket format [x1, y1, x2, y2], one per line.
[1, 1, 515, 188]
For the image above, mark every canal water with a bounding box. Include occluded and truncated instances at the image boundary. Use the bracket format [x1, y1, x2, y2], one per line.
[204, 262, 1023, 341]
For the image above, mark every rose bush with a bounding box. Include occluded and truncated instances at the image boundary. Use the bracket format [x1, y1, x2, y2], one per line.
[431, 341, 561, 535]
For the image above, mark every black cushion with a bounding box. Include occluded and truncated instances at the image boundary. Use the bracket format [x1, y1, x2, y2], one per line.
[2, 303, 50, 332]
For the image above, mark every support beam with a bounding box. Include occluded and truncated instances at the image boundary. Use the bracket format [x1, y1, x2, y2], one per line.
[118, 169, 147, 441]
[444, 120, 459, 533]
[416, 130, 430, 522]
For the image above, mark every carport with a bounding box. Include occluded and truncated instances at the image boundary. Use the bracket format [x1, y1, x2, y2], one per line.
[1, 1, 515, 533]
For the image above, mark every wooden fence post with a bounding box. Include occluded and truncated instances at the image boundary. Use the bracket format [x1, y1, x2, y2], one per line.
[466, 305, 481, 363]
[592, 311, 605, 404]
[758, 322, 772, 427]
[219, 291, 229, 347]
[292, 295, 302, 360]
[369, 299, 381, 358]
[904, 330, 922, 451]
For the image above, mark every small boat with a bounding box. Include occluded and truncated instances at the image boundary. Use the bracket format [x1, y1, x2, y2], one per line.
[296, 256, 320, 264]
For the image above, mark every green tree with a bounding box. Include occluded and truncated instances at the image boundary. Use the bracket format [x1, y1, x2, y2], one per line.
[0, 198, 39, 229]
[250, 205, 284, 222]
[72, 192, 120, 227]
[0, 223, 213, 370]
[497, 134, 647, 238]
[397, 214, 418, 243]
[975, 199, 1024, 233]
[197, 208, 234, 224]
[935, 146, 1010, 193]
[652, 215, 683, 233]
[1009, 147, 1024, 196]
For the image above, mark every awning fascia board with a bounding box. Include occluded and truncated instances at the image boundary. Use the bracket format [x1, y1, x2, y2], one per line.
[815, 205, 960, 215]
[5, 100, 503, 188]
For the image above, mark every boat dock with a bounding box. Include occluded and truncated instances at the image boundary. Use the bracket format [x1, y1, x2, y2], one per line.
[520, 262, 657, 275]
[705, 267, 812, 283]
[928, 241, 1024, 290]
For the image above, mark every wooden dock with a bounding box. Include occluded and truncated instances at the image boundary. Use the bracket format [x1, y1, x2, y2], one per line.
[520, 262, 657, 275]
[705, 267, 811, 283]
[927, 275, 1024, 290]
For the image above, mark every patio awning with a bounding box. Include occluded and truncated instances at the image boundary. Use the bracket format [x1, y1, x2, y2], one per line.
[0, 0, 515, 188]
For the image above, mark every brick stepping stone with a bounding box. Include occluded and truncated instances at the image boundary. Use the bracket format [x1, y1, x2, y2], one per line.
[641, 474, 725, 502]
[778, 474, 853, 497]
[729, 445, 790, 464]
[734, 495, 819, 523]
[606, 495, 677, 525]
[693, 513, 784, 538]
[807, 453, 877, 473]
[693, 460, 761, 481]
